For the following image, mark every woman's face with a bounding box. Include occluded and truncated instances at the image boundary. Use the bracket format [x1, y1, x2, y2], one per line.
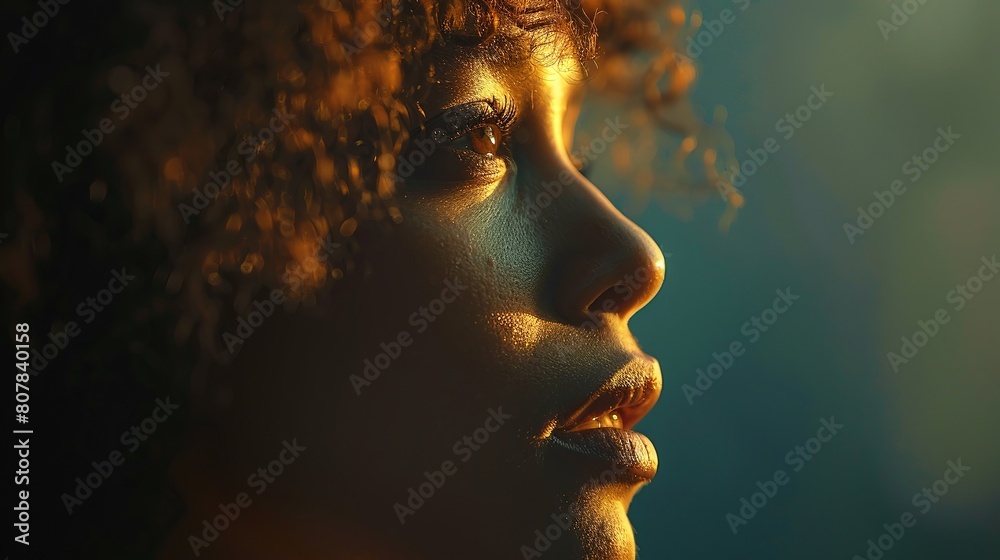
[219, 25, 666, 560]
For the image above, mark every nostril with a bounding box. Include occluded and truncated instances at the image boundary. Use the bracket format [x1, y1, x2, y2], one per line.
[587, 284, 626, 318]
[580, 285, 623, 330]
[584, 263, 662, 322]
[547, 179, 667, 326]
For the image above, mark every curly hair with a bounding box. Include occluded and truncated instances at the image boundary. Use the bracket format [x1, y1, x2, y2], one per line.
[1, 0, 734, 556]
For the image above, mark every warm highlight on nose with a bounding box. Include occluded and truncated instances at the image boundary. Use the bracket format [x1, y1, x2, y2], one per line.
[546, 170, 667, 327]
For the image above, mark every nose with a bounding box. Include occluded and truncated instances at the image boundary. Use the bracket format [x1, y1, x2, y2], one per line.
[544, 170, 666, 327]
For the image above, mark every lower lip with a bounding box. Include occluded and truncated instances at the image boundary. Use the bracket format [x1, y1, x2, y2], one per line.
[547, 428, 658, 482]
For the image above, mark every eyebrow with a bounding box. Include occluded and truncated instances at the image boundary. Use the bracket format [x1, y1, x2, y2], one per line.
[483, 30, 533, 67]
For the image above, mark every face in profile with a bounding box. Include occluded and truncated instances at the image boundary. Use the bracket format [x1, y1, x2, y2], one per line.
[165, 6, 666, 560]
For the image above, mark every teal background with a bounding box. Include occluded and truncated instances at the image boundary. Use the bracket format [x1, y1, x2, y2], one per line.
[586, 0, 1000, 557]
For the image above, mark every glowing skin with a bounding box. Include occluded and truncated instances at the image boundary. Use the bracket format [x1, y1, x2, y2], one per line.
[161, 27, 666, 560]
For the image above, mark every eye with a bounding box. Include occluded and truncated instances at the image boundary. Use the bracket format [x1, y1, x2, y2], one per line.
[468, 123, 502, 156]
[419, 98, 515, 157]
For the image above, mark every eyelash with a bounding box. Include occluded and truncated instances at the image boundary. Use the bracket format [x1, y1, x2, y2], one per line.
[460, 97, 517, 141]
[423, 97, 518, 147]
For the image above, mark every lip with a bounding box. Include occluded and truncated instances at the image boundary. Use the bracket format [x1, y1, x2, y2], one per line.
[544, 356, 662, 483]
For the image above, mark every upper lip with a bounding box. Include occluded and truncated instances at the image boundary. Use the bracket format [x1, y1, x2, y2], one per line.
[553, 356, 662, 434]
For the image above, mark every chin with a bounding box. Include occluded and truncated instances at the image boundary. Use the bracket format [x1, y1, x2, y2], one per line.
[527, 496, 639, 560]
[499, 473, 645, 560]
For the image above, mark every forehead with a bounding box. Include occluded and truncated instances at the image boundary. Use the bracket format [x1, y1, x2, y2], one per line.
[420, 27, 581, 117]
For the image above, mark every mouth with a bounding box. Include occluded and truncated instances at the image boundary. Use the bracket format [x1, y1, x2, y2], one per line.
[545, 356, 662, 483]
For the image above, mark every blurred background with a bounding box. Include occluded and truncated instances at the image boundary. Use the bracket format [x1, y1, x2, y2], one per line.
[580, 0, 1000, 557]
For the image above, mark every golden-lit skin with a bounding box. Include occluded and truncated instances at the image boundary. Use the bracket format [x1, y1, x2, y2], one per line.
[160, 24, 666, 560]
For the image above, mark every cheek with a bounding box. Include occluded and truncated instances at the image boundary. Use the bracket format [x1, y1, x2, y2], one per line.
[324, 206, 541, 462]
[488, 310, 547, 354]
[404, 145, 509, 188]
[329, 217, 505, 433]
[345, 194, 562, 406]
